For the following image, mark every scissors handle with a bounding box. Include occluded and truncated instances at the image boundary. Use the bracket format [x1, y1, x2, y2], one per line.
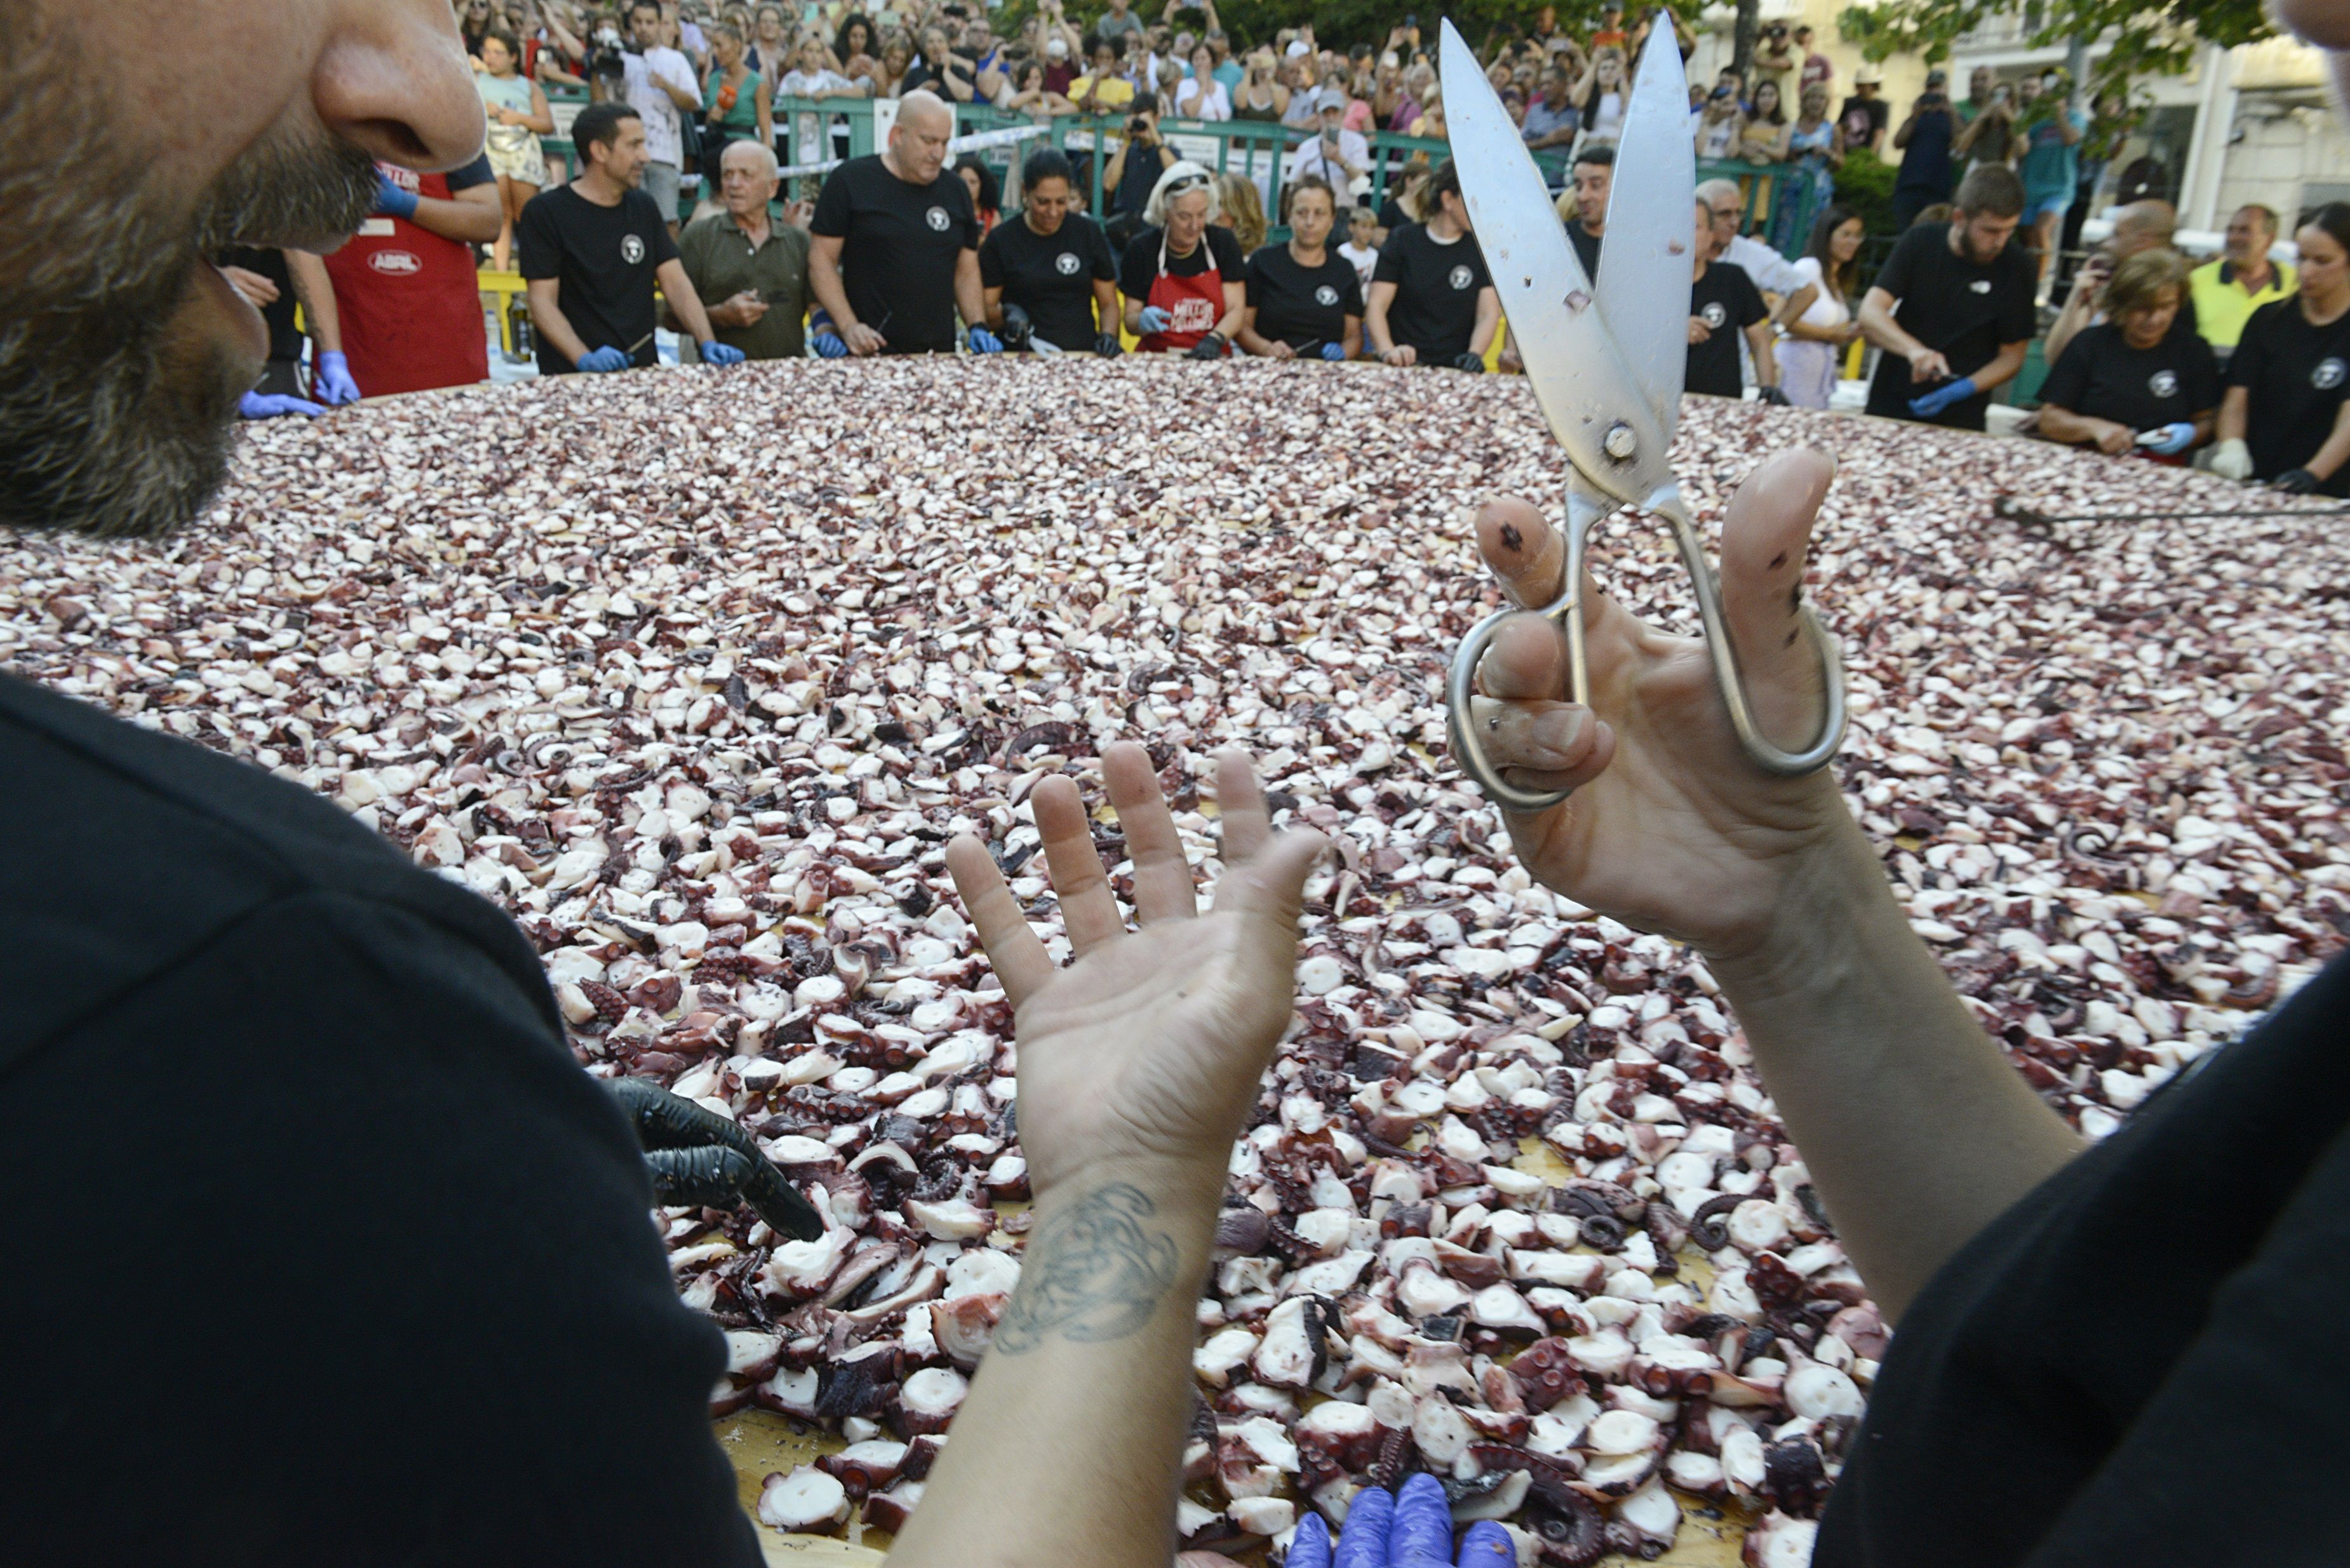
[1446, 483, 1849, 813]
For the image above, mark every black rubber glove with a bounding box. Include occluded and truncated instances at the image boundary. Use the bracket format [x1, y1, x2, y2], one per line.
[1095, 331, 1122, 358]
[1451, 352, 1486, 372]
[1186, 330, 1227, 361]
[999, 302, 1034, 351]
[1758, 384, 1792, 406]
[604, 1076, 825, 1239]
[2271, 467, 2320, 494]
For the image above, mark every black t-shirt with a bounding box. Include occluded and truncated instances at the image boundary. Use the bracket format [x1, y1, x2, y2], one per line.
[1118, 223, 1248, 302]
[979, 211, 1117, 350]
[1116, 141, 1175, 220]
[1863, 221, 2035, 430]
[2228, 297, 2350, 496]
[217, 246, 304, 363]
[1371, 221, 1493, 363]
[0, 676, 758, 1565]
[901, 54, 972, 100]
[516, 184, 680, 373]
[1244, 242, 1365, 352]
[1818, 953, 2350, 1567]
[1894, 105, 1956, 196]
[1838, 93, 1889, 148]
[2036, 321, 2220, 438]
[809, 154, 980, 354]
[1687, 258, 1766, 398]
[1568, 220, 1603, 282]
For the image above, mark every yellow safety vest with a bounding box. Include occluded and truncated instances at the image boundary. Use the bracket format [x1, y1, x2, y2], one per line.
[2189, 257, 2296, 351]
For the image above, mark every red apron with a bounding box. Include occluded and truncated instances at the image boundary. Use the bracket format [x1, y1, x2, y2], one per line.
[1141, 245, 1227, 355]
[319, 164, 490, 397]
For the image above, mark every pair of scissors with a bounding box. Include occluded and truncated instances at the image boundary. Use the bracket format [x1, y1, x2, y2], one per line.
[1439, 16, 1848, 814]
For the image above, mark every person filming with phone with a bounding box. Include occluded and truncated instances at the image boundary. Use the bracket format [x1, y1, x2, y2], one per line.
[1286, 86, 1369, 198]
[1101, 100, 1176, 247]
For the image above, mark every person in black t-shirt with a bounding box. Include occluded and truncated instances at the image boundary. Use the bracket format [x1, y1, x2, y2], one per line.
[1367, 159, 1499, 370]
[807, 91, 995, 356]
[1566, 143, 1611, 281]
[517, 102, 739, 374]
[1117, 162, 1246, 357]
[1237, 175, 1363, 360]
[2211, 203, 2350, 496]
[2036, 248, 2218, 459]
[1858, 163, 2036, 429]
[977, 147, 1120, 355]
[1686, 196, 1782, 400]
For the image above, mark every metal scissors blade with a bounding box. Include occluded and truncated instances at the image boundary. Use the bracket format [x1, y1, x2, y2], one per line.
[1440, 12, 1848, 809]
[1595, 22, 1697, 442]
[1439, 20, 1671, 509]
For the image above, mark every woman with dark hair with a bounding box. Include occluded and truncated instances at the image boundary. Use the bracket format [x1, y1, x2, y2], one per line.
[1237, 173, 1362, 360]
[2036, 248, 2218, 460]
[477, 29, 554, 272]
[832, 13, 876, 74]
[955, 154, 1002, 236]
[2212, 202, 2350, 495]
[1776, 202, 1863, 408]
[1366, 158, 1499, 370]
[1740, 77, 1789, 162]
[978, 147, 1121, 355]
[699, 22, 774, 184]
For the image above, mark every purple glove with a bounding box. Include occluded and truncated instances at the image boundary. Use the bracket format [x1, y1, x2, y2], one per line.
[1388, 1473, 1453, 1567]
[1333, 1484, 1393, 1568]
[1287, 1511, 1333, 1568]
[1452, 1521, 1515, 1568]
[312, 350, 360, 406]
[239, 389, 327, 419]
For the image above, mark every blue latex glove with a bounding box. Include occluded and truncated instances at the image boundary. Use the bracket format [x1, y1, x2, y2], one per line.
[1137, 304, 1172, 334]
[699, 340, 748, 366]
[2142, 420, 2196, 455]
[372, 173, 420, 222]
[1322, 342, 1346, 361]
[239, 389, 327, 419]
[812, 332, 850, 359]
[312, 350, 361, 406]
[1286, 1479, 1517, 1568]
[575, 345, 633, 373]
[1907, 373, 1977, 419]
[967, 326, 1003, 354]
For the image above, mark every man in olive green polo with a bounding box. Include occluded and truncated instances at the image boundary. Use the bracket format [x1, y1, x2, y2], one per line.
[676, 139, 811, 360]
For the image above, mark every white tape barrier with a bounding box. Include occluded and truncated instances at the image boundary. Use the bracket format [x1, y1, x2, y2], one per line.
[774, 121, 1052, 182]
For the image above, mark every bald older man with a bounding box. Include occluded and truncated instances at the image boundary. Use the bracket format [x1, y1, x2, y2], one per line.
[677, 139, 812, 360]
[2043, 199, 2193, 363]
[807, 90, 996, 355]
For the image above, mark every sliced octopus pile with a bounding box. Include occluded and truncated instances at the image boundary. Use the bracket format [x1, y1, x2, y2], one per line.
[0, 358, 2341, 1565]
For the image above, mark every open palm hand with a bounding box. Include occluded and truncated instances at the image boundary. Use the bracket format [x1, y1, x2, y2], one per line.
[944, 744, 1327, 1198]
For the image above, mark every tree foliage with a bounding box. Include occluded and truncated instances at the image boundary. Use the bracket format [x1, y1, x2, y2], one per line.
[1836, 0, 2276, 92]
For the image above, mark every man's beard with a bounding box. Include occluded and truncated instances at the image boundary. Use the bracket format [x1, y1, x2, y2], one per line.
[0, 20, 381, 540]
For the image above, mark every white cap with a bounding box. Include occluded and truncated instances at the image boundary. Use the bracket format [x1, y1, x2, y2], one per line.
[1285, 39, 1310, 57]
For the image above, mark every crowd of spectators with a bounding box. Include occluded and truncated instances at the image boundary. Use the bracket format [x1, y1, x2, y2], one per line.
[213, 0, 2349, 498]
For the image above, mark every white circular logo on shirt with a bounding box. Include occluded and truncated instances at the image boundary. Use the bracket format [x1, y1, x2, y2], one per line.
[1055, 251, 1082, 275]
[2315, 357, 2347, 391]
[926, 206, 952, 232]
[2148, 369, 2179, 399]
[1315, 285, 1340, 307]
[1700, 301, 1728, 328]
[1449, 265, 1474, 290]
[1968, 278, 1992, 294]
[621, 234, 647, 265]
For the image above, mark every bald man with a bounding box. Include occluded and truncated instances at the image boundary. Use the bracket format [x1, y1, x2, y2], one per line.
[2044, 199, 2194, 362]
[807, 90, 995, 355]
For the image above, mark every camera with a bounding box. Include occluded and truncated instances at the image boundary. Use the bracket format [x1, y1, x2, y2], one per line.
[589, 24, 629, 87]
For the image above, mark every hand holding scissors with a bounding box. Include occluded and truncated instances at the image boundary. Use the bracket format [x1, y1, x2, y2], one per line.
[1439, 16, 1846, 822]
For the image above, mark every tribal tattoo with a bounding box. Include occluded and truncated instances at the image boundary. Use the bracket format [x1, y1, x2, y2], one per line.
[994, 1183, 1181, 1355]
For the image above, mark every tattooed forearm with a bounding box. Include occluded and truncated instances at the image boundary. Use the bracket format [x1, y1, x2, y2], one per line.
[994, 1184, 1181, 1355]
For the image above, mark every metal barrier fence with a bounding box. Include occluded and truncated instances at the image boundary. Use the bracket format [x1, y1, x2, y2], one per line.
[538, 88, 1821, 260]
